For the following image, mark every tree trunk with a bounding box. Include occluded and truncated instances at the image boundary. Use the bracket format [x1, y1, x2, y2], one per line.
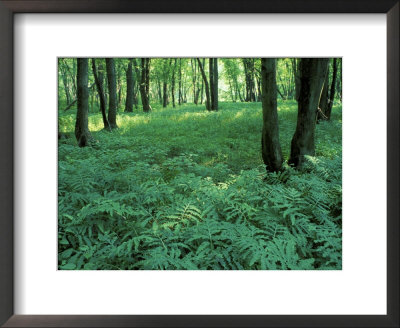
[292, 58, 301, 102]
[178, 59, 182, 105]
[197, 58, 211, 111]
[145, 58, 151, 100]
[171, 58, 177, 108]
[156, 78, 162, 104]
[125, 59, 134, 113]
[209, 58, 214, 109]
[242, 58, 255, 102]
[317, 65, 329, 121]
[134, 58, 152, 112]
[60, 64, 71, 105]
[213, 58, 218, 110]
[106, 58, 118, 129]
[288, 58, 329, 168]
[91, 59, 110, 130]
[261, 59, 283, 172]
[162, 81, 168, 107]
[326, 58, 338, 120]
[75, 58, 92, 147]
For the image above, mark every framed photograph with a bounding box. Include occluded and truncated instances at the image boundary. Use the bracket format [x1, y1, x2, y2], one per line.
[1, 1, 398, 327]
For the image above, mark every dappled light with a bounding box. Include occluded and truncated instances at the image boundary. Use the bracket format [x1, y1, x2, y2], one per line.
[58, 57, 342, 270]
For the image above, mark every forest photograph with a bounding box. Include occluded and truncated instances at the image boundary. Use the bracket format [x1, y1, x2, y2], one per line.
[58, 57, 342, 270]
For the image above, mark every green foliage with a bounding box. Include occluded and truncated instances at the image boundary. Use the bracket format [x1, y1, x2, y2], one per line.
[58, 101, 342, 270]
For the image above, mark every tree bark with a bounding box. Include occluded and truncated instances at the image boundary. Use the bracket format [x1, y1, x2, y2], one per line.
[91, 59, 110, 130]
[106, 58, 118, 129]
[125, 59, 134, 113]
[171, 58, 177, 108]
[288, 58, 329, 168]
[292, 58, 301, 102]
[60, 63, 71, 105]
[242, 58, 256, 102]
[209, 58, 214, 109]
[75, 58, 92, 147]
[326, 58, 338, 120]
[317, 65, 329, 121]
[261, 58, 283, 172]
[178, 59, 182, 105]
[162, 81, 168, 107]
[197, 58, 211, 111]
[134, 58, 152, 112]
[213, 58, 218, 110]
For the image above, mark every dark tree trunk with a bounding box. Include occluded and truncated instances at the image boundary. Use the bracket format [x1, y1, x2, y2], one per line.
[261, 58, 283, 172]
[336, 59, 342, 102]
[134, 58, 151, 112]
[288, 58, 329, 168]
[75, 58, 92, 147]
[197, 58, 211, 111]
[91, 59, 110, 130]
[60, 63, 71, 105]
[125, 59, 134, 113]
[178, 59, 182, 105]
[326, 58, 338, 120]
[162, 82, 168, 107]
[277, 86, 286, 100]
[132, 68, 138, 109]
[144, 58, 151, 110]
[317, 65, 329, 121]
[106, 58, 118, 129]
[292, 58, 301, 102]
[156, 78, 162, 104]
[209, 58, 214, 109]
[212, 58, 218, 110]
[200, 61, 205, 104]
[117, 62, 122, 108]
[236, 80, 244, 102]
[228, 79, 235, 102]
[171, 58, 177, 108]
[242, 58, 256, 102]
[191, 59, 199, 104]
[63, 59, 77, 95]
[162, 58, 170, 108]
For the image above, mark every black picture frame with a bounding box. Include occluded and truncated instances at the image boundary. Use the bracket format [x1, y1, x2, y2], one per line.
[0, 1, 398, 327]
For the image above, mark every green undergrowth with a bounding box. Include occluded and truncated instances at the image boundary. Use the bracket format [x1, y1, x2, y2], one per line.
[58, 101, 342, 270]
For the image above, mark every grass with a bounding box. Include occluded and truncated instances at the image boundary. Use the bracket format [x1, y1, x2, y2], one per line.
[58, 100, 342, 270]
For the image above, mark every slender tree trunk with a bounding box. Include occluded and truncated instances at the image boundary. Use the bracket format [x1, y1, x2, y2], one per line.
[277, 86, 286, 100]
[228, 79, 235, 102]
[75, 58, 92, 147]
[117, 62, 122, 108]
[326, 58, 338, 120]
[91, 59, 110, 130]
[60, 64, 71, 105]
[261, 58, 283, 172]
[171, 58, 177, 108]
[134, 58, 152, 112]
[145, 58, 151, 100]
[156, 78, 162, 104]
[197, 58, 211, 111]
[317, 65, 329, 121]
[106, 58, 118, 129]
[178, 59, 182, 105]
[288, 58, 329, 168]
[125, 59, 134, 113]
[213, 58, 218, 110]
[292, 58, 301, 102]
[209, 58, 214, 109]
[162, 81, 168, 107]
[63, 59, 77, 95]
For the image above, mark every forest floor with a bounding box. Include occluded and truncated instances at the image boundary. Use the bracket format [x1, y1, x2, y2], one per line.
[58, 101, 342, 270]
